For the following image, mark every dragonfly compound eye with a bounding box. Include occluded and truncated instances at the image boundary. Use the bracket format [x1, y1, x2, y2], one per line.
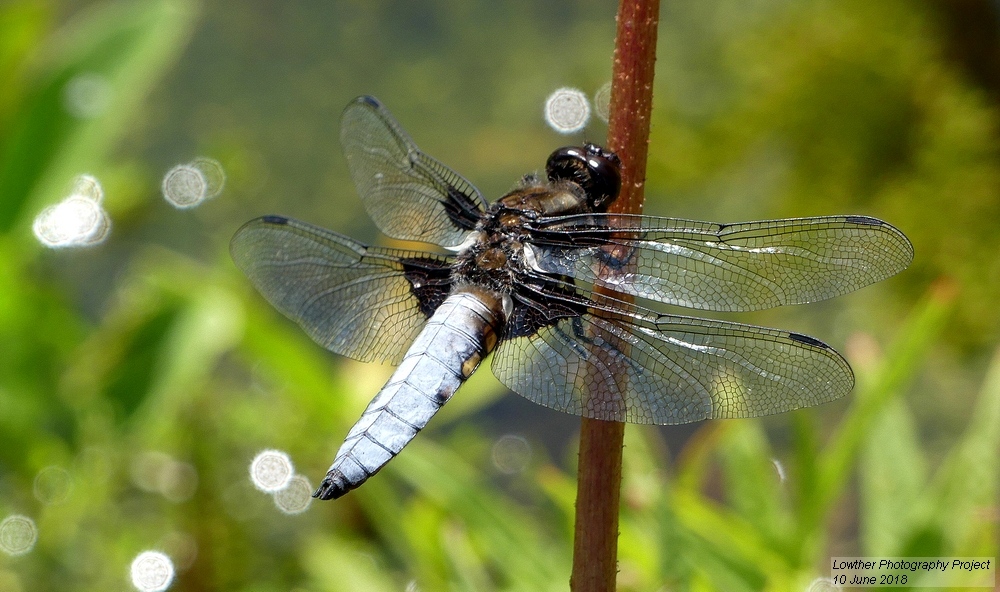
[545, 144, 622, 213]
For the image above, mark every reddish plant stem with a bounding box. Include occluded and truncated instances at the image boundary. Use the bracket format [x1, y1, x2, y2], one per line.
[605, 0, 659, 218]
[570, 1, 659, 591]
[571, 418, 627, 592]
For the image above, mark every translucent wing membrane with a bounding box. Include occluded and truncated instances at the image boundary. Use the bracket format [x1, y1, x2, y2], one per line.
[526, 214, 913, 311]
[341, 96, 486, 247]
[231, 216, 454, 364]
[493, 288, 853, 425]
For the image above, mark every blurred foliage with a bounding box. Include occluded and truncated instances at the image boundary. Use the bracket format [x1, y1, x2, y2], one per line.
[0, 0, 998, 591]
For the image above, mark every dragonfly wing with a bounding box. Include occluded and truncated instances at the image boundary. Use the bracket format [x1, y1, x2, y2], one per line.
[491, 286, 853, 424]
[341, 96, 486, 247]
[526, 214, 913, 311]
[231, 215, 454, 364]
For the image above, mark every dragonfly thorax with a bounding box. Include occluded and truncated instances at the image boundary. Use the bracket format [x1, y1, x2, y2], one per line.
[497, 177, 589, 217]
[452, 219, 528, 296]
[453, 159, 620, 300]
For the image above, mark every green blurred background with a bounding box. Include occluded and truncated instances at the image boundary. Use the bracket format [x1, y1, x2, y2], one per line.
[1, 0, 998, 590]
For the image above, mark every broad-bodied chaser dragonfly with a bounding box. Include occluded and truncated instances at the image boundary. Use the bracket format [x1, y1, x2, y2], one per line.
[231, 96, 913, 499]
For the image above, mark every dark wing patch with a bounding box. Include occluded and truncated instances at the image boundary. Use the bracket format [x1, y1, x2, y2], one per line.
[504, 279, 588, 339]
[441, 186, 482, 231]
[340, 96, 486, 247]
[400, 256, 454, 318]
[231, 216, 454, 364]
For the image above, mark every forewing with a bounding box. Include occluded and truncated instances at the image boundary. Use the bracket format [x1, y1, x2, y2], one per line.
[231, 215, 453, 364]
[491, 288, 853, 424]
[341, 96, 486, 247]
[525, 214, 913, 311]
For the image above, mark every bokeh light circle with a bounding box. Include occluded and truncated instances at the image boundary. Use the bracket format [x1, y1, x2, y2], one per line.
[544, 88, 591, 133]
[161, 158, 225, 209]
[161, 165, 207, 208]
[33, 196, 110, 248]
[32, 175, 111, 249]
[273, 475, 312, 514]
[33, 466, 72, 505]
[191, 158, 226, 198]
[130, 551, 174, 592]
[71, 174, 104, 202]
[249, 450, 294, 492]
[0, 515, 37, 556]
[63, 72, 112, 119]
[806, 577, 842, 592]
[594, 81, 612, 123]
[491, 435, 532, 475]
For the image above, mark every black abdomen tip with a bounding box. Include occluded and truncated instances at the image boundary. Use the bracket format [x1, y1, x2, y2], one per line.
[314, 471, 352, 500]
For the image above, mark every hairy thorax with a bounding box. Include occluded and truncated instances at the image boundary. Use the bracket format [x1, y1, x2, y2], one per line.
[452, 175, 588, 295]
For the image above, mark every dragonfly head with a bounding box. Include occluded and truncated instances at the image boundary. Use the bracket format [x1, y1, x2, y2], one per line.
[545, 144, 621, 213]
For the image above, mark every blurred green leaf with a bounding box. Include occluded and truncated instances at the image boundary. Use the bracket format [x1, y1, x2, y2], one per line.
[925, 343, 1000, 552]
[0, 0, 196, 231]
[860, 397, 927, 555]
[102, 305, 182, 423]
[303, 534, 399, 592]
[135, 284, 244, 439]
[0, 2, 48, 133]
[387, 439, 570, 591]
[671, 488, 785, 586]
[717, 420, 793, 555]
[817, 282, 955, 515]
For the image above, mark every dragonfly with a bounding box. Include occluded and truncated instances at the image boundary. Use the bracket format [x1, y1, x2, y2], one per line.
[231, 96, 913, 499]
